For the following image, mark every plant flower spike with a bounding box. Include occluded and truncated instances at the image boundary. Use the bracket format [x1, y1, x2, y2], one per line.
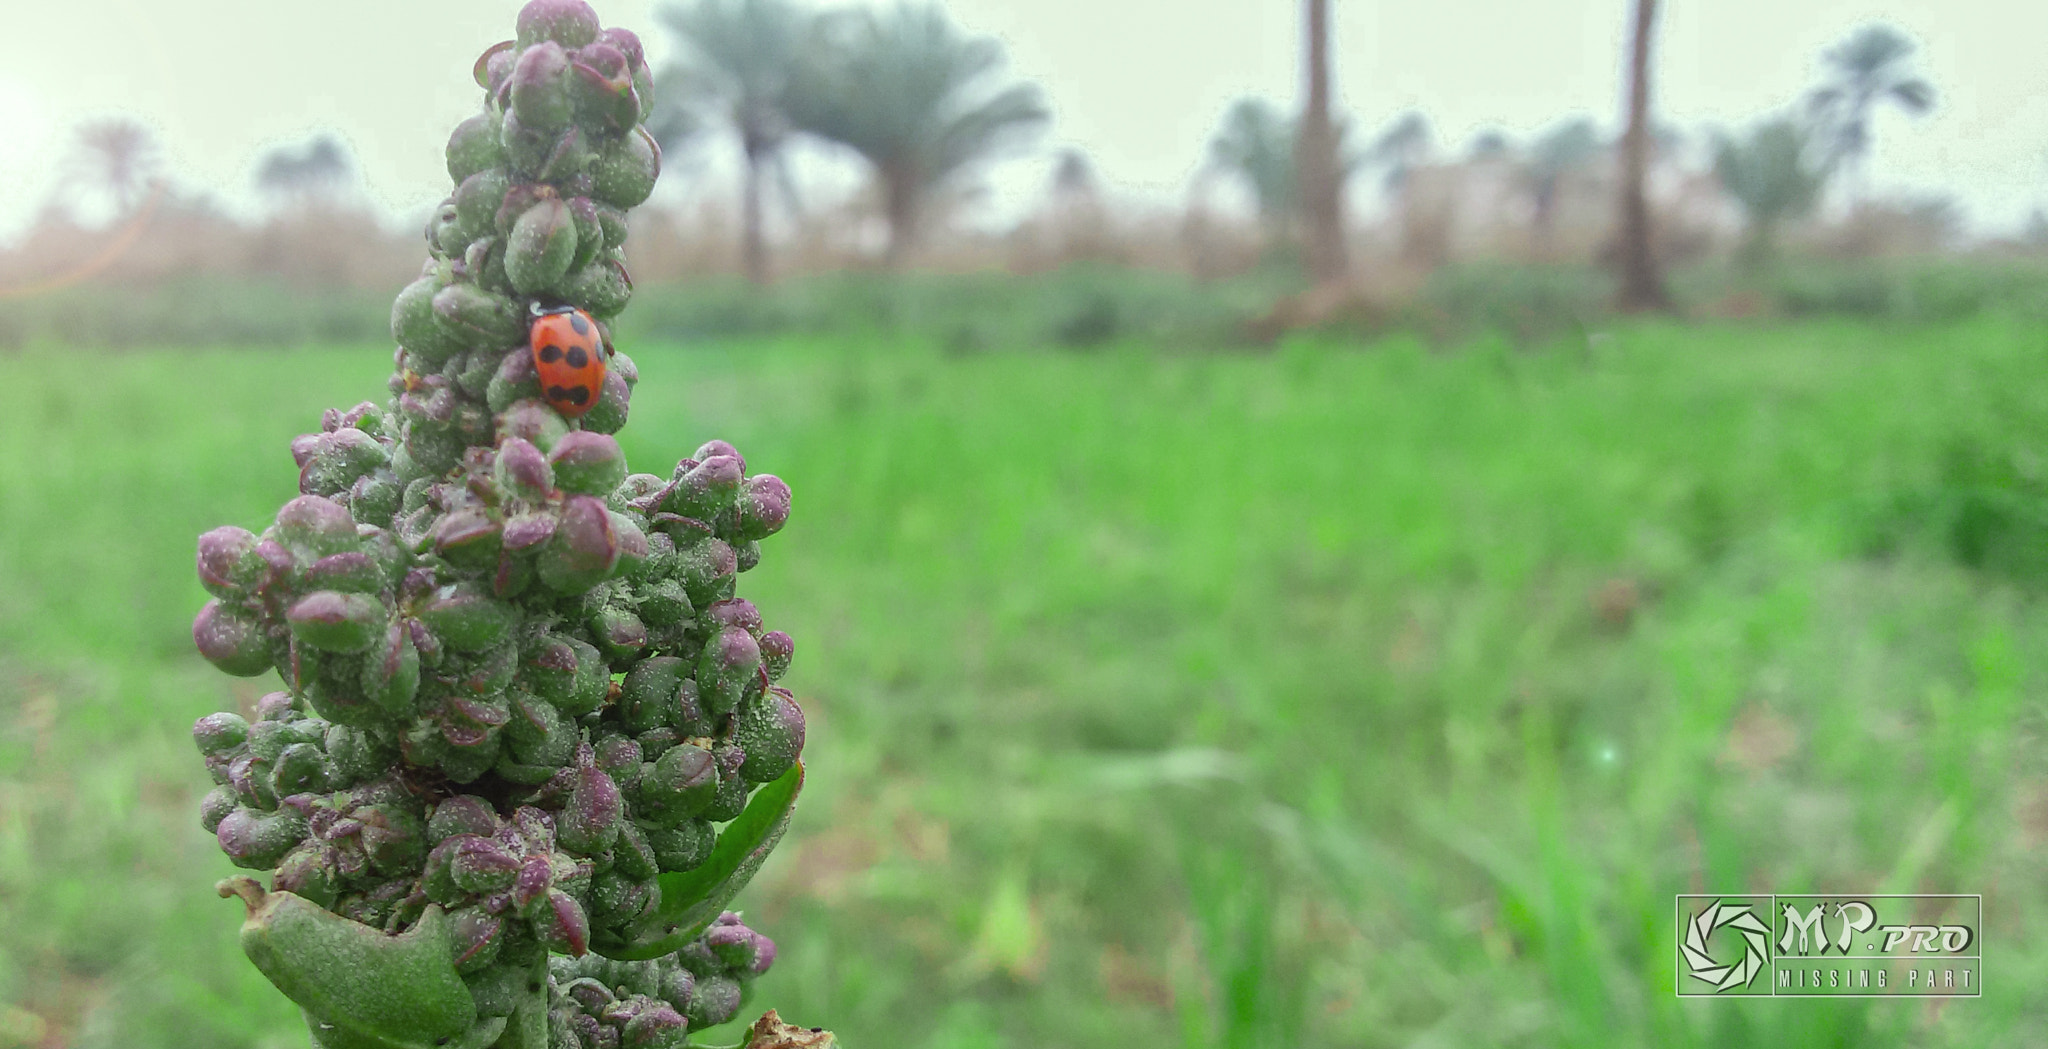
[187, 3, 830, 1046]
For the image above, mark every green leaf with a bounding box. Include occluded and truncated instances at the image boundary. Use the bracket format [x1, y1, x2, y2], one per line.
[591, 762, 802, 960]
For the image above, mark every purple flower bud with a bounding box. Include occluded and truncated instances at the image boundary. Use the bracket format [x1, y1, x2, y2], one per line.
[539, 496, 622, 593]
[569, 43, 637, 131]
[495, 437, 554, 499]
[557, 764, 623, 854]
[414, 582, 517, 652]
[433, 507, 505, 569]
[272, 845, 339, 908]
[194, 600, 274, 677]
[537, 887, 592, 957]
[548, 432, 627, 496]
[736, 474, 792, 541]
[749, 932, 778, 976]
[192, 711, 250, 756]
[290, 433, 322, 468]
[594, 27, 645, 71]
[696, 626, 761, 716]
[359, 621, 421, 715]
[286, 590, 386, 653]
[674, 536, 737, 607]
[216, 806, 309, 870]
[702, 598, 762, 637]
[517, 0, 601, 49]
[636, 743, 718, 826]
[579, 367, 632, 435]
[620, 1002, 686, 1048]
[474, 39, 515, 89]
[734, 688, 804, 783]
[196, 526, 258, 599]
[449, 835, 522, 894]
[592, 605, 647, 658]
[704, 923, 758, 970]
[759, 630, 793, 680]
[255, 690, 297, 721]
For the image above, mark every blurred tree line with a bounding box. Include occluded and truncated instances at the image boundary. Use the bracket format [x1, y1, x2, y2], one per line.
[0, 3, 2036, 348]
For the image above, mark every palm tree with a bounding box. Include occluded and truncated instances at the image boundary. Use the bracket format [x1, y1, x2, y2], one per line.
[256, 134, 353, 206]
[1206, 98, 1299, 247]
[1363, 112, 1433, 194]
[787, 3, 1047, 267]
[1805, 24, 1935, 203]
[1714, 117, 1825, 270]
[1613, 0, 1672, 312]
[657, 0, 812, 284]
[69, 118, 161, 218]
[1522, 118, 1603, 259]
[1295, 0, 1347, 284]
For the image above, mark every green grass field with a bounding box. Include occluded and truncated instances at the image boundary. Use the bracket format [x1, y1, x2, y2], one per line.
[3, 316, 2046, 1048]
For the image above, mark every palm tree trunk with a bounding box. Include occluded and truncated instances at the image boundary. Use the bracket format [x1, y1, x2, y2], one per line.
[1614, 0, 1672, 312]
[881, 169, 919, 270]
[1296, 0, 1348, 286]
[741, 147, 768, 285]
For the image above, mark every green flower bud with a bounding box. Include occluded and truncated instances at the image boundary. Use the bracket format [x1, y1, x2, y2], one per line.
[433, 283, 525, 348]
[568, 43, 638, 133]
[200, 784, 238, 833]
[617, 657, 686, 735]
[495, 436, 554, 498]
[643, 820, 713, 874]
[455, 168, 511, 238]
[696, 626, 761, 716]
[393, 275, 465, 366]
[566, 197, 604, 272]
[621, 1001, 686, 1048]
[496, 398, 571, 453]
[506, 691, 575, 768]
[433, 507, 505, 570]
[217, 806, 310, 869]
[272, 742, 332, 796]
[674, 536, 736, 607]
[504, 111, 589, 181]
[591, 127, 659, 210]
[447, 907, 505, 974]
[539, 496, 621, 593]
[548, 432, 627, 495]
[633, 743, 718, 828]
[560, 251, 633, 321]
[520, 634, 609, 716]
[195, 600, 275, 677]
[358, 622, 421, 715]
[579, 368, 631, 435]
[635, 578, 693, 629]
[698, 745, 750, 822]
[276, 495, 361, 561]
[684, 975, 741, 1029]
[733, 688, 804, 783]
[666, 455, 741, 520]
[613, 820, 659, 882]
[193, 711, 251, 756]
[273, 845, 340, 910]
[507, 196, 579, 295]
[535, 887, 591, 957]
[288, 591, 386, 654]
[511, 41, 575, 130]
[416, 583, 517, 652]
[595, 202, 628, 250]
[557, 764, 622, 855]
[325, 723, 398, 783]
[447, 112, 504, 183]
[304, 551, 385, 594]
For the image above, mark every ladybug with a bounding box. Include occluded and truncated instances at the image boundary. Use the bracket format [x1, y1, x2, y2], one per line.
[528, 303, 608, 417]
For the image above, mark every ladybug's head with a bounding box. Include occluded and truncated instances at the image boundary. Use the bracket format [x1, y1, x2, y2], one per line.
[527, 300, 579, 320]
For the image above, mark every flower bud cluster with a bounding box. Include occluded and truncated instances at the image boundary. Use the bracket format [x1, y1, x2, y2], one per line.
[547, 912, 775, 1046]
[186, 2, 813, 1042]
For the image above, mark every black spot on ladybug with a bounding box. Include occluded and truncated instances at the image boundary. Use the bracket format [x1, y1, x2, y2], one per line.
[566, 346, 589, 368]
[540, 344, 564, 363]
[568, 385, 591, 404]
[569, 313, 591, 335]
[546, 385, 572, 402]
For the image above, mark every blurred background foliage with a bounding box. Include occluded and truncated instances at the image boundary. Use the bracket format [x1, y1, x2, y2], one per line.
[5, 2, 2048, 1048]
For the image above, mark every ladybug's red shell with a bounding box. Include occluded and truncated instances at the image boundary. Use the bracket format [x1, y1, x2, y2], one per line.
[529, 307, 607, 417]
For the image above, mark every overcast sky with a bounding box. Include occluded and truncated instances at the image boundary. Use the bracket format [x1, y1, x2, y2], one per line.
[0, 0, 2042, 239]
